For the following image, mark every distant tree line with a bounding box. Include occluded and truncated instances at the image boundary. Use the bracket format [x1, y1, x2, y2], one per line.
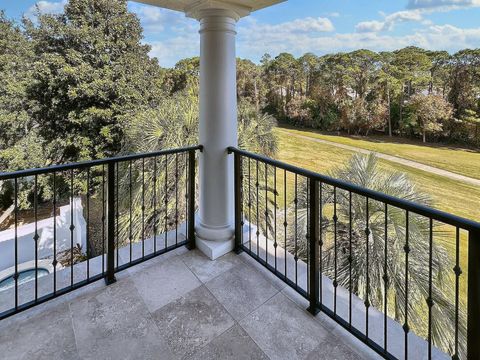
[234, 49, 479, 145]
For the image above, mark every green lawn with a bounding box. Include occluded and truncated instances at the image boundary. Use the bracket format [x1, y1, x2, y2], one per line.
[274, 128, 480, 299]
[274, 128, 480, 222]
[277, 125, 480, 180]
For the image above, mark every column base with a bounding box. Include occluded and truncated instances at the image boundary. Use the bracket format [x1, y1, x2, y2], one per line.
[195, 222, 234, 260]
[196, 236, 234, 260]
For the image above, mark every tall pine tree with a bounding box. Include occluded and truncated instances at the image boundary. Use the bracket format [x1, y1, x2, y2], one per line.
[25, 0, 164, 163]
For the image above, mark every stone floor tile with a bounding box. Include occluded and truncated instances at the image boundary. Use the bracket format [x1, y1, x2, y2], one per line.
[152, 285, 235, 359]
[69, 278, 174, 360]
[0, 302, 78, 360]
[181, 249, 243, 283]
[129, 255, 201, 312]
[205, 261, 279, 321]
[239, 292, 331, 360]
[187, 324, 269, 360]
[306, 337, 361, 360]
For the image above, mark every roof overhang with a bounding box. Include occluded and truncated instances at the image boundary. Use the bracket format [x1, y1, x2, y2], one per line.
[133, 0, 286, 19]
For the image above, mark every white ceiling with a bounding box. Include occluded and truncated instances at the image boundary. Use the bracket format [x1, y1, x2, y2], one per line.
[133, 0, 286, 16]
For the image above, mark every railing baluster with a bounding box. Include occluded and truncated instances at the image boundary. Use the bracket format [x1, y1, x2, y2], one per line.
[307, 177, 320, 316]
[14, 178, 18, 309]
[274, 166, 277, 272]
[184, 153, 188, 246]
[234, 152, 243, 253]
[294, 173, 298, 289]
[53, 172, 57, 294]
[265, 162, 268, 264]
[349, 191, 353, 328]
[129, 160, 133, 263]
[256, 159, 259, 258]
[175, 153, 179, 246]
[404, 210, 410, 359]
[70, 169, 74, 287]
[333, 187, 338, 316]
[187, 150, 196, 250]
[102, 165, 105, 274]
[453, 227, 460, 360]
[105, 162, 116, 285]
[428, 218, 433, 359]
[86, 168, 90, 280]
[115, 163, 119, 268]
[248, 158, 252, 253]
[164, 155, 168, 249]
[384, 203, 388, 354]
[142, 158, 145, 258]
[365, 197, 370, 340]
[468, 228, 480, 359]
[34, 175, 39, 301]
[153, 157, 157, 253]
[319, 182, 323, 307]
[306, 178, 310, 293]
[284, 169, 287, 281]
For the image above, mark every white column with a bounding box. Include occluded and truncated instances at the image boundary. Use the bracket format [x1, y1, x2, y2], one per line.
[195, 9, 238, 259]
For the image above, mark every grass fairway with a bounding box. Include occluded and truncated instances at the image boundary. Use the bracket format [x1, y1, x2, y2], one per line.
[274, 128, 480, 222]
[278, 125, 480, 180]
[274, 128, 479, 299]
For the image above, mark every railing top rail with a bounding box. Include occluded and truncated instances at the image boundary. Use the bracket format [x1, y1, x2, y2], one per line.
[0, 145, 203, 180]
[228, 146, 480, 232]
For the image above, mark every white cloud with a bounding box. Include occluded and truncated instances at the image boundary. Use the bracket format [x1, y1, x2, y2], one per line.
[243, 17, 334, 34]
[148, 33, 199, 67]
[355, 21, 385, 33]
[356, 0, 480, 34]
[236, 18, 480, 62]
[407, 0, 480, 9]
[356, 10, 423, 33]
[26, 0, 67, 18]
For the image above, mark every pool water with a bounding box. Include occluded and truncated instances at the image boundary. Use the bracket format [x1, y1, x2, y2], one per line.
[0, 268, 50, 291]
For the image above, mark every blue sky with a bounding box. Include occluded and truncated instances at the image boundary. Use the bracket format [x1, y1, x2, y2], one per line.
[2, 0, 480, 67]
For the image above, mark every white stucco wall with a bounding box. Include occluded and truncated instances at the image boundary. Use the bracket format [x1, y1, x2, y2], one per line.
[0, 198, 86, 272]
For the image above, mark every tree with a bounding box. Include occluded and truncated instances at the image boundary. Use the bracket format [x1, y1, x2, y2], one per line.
[237, 58, 263, 111]
[344, 49, 380, 100]
[0, 12, 39, 171]
[378, 52, 402, 136]
[25, 0, 164, 164]
[290, 154, 465, 357]
[407, 94, 453, 143]
[392, 47, 432, 131]
[448, 49, 480, 118]
[119, 84, 277, 247]
[163, 57, 199, 94]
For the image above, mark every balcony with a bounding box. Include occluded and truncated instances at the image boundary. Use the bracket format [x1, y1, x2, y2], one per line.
[0, 245, 378, 360]
[0, 0, 479, 359]
[0, 145, 479, 359]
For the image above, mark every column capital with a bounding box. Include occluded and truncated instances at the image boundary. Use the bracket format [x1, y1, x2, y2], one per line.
[186, 1, 252, 21]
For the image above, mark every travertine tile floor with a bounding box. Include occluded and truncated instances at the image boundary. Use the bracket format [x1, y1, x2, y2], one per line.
[0, 246, 381, 360]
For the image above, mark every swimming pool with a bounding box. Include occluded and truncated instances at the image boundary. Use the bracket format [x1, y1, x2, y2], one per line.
[0, 268, 50, 291]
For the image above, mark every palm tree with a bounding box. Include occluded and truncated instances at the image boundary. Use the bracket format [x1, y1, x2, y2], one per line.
[117, 86, 278, 250]
[288, 153, 465, 358]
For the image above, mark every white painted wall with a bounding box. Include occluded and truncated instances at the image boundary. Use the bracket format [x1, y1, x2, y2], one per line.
[0, 198, 86, 271]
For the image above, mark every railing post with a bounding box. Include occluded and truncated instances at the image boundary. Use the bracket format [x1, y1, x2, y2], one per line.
[307, 177, 320, 315]
[105, 162, 116, 285]
[234, 152, 243, 254]
[468, 229, 480, 359]
[187, 150, 196, 250]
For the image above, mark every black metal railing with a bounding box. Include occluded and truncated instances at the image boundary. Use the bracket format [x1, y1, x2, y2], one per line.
[0, 145, 202, 320]
[229, 147, 480, 360]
